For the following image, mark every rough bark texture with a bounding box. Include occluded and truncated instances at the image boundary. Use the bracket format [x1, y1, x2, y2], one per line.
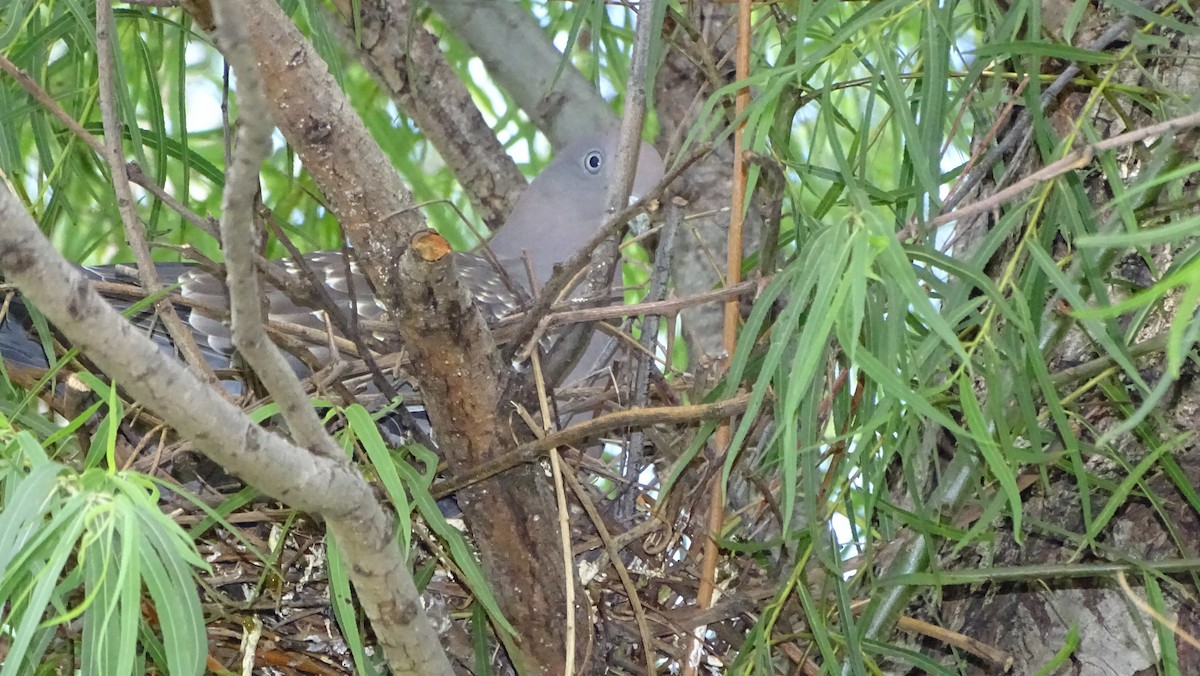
[653, 4, 763, 385]
[328, 0, 527, 233]
[0, 187, 453, 674]
[941, 449, 1200, 673]
[186, 0, 586, 672]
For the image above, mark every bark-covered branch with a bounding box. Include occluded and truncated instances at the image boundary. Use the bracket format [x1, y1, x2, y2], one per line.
[0, 185, 452, 674]
[428, 0, 616, 147]
[327, 0, 527, 232]
[210, 0, 344, 460]
[185, 0, 588, 671]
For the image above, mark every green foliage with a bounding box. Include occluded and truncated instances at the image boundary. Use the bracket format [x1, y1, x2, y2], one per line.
[0, 416, 208, 676]
[3, 0, 1200, 671]
[663, 0, 1200, 669]
[338, 404, 516, 638]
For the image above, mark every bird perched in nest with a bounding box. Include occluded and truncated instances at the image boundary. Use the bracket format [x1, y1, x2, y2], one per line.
[0, 132, 665, 424]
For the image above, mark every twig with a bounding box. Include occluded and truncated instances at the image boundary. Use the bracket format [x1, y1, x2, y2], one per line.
[928, 108, 1200, 229]
[0, 54, 217, 240]
[431, 392, 753, 498]
[685, 0, 752, 672]
[0, 54, 104, 156]
[516, 265, 759, 360]
[560, 461, 658, 673]
[939, 0, 1162, 215]
[617, 199, 681, 521]
[894, 615, 1013, 671]
[533, 3, 659, 390]
[96, 1, 217, 382]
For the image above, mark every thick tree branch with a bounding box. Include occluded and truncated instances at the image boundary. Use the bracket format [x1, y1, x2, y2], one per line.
[210, 1, 344, 459]
[195, 0, 497, 462]
[327, 0, 527, 232]
[188, 0, 584, 670]
[0, 185, 452, 675]
[428, 0, 615, 148]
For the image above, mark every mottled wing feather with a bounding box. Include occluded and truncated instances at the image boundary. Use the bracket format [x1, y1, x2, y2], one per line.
[4, 251, 532, 382]
[176, 252, 391, 359]
[452, 253, 526, 323]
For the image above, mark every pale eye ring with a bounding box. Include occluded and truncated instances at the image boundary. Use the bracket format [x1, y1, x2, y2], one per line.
[583, 149, 604, 174]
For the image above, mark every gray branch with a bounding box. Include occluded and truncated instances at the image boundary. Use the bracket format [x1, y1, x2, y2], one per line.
[209, 0, 344, 460]
[0, 184, 452, 674]
[429, 0, 616, 147]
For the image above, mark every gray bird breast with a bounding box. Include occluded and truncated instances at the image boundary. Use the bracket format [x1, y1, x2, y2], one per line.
[485, 133, 665, 291]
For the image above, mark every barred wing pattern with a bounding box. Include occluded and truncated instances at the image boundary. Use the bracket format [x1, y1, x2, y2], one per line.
[1, 250, 530, 388]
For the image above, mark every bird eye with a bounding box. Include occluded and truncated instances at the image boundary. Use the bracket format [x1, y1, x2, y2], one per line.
[583, 149, 604, 175]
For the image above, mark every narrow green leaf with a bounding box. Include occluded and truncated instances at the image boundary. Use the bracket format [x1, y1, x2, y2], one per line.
[959, 376, 1023, 544]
